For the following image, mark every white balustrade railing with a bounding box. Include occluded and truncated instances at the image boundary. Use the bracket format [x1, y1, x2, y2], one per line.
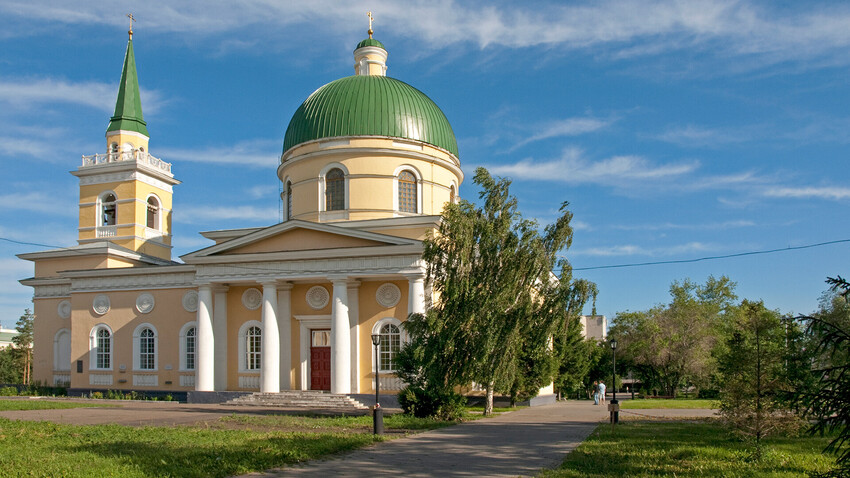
[239, 375, 260, 390]
[376, 375, 406, 391]
[89, 374, 113, 386]
[81, 150, 172, 174]
[53, 374, 71, 386]
[133, 374, 159, 387]
[144, 227, 164, 241]
[96, 226, 117, 238]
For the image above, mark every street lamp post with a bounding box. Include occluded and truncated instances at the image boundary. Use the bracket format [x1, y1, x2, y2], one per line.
[371, 333, 384, 435]
[610, 338, 619, 424]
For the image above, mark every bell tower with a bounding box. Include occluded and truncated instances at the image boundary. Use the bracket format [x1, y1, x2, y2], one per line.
[72, 21, 179, 261]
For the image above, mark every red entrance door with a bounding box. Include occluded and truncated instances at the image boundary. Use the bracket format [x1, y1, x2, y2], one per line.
[310, 329, 331, 391]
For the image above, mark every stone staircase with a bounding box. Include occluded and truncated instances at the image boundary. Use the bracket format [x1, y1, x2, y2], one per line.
[225, 391, 369, 411]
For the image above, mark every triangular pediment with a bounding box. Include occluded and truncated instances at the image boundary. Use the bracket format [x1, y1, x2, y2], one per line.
[182, 220, 419, 260]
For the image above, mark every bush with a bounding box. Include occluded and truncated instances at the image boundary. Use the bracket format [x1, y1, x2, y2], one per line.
[699, 389, 720, 399]
[398, 386, 465, 420]
[90, 391, 103, 399]
[0, 386, 18, 396]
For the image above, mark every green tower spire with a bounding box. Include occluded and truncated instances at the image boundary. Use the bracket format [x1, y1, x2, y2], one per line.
[106, 37, 149, 137]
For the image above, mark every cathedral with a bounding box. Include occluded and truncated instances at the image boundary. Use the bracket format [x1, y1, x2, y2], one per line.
[17, 23, 477, 401]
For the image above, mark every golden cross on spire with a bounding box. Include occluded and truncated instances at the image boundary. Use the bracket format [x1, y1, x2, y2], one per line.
[127, 13, 136, 39]
[367, 11, 374, 38]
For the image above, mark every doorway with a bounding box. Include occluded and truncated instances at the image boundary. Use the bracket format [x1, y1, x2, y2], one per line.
[310, 329, 331, 391]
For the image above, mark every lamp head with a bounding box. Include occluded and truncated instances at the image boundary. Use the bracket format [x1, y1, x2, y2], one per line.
[371, 333, 381, 346]
[610, 338, 618, 350]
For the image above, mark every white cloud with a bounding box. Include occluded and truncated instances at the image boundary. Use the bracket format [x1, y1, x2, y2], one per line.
[763, 186, 850, 201]
[3, 1, 850, 70]
[159, 140, 279, 168]
[611, 220, 756, 231]
[571, 241, 715, 257]
[509, 116, 614, 151]
[0, 192, 76, 216]
[655, 124, 746, 147]
[486, 147, 698, 184]
[0, 78, 165, 114]
[179, 205, 279, 223]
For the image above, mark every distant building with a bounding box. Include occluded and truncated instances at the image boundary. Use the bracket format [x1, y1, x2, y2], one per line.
[0, 327, 19, 349]
[579, 315, 607, 342]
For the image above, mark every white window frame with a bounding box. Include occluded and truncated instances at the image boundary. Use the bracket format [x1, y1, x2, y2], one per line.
[238, 320, 263, 373]
[53, 328, 71, 372]
[89, 324, 113, 371]
[450, 181, 458, 204]
[392, 165, 422, 215]
[179, 321, 197, 371]
[145, 194, 161, 231]
[318, 163, 349, 220]
[98, 190, 118, 227]
[371, 318, 408, 373]
[132, 323, 158, 371]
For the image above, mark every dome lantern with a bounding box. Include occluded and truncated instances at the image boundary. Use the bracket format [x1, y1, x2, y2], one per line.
[354, 11, 387, 76]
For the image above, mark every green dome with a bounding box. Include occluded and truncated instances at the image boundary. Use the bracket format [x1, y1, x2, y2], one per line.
[283, 75, 458, 156]
[355, 38, 385, 50]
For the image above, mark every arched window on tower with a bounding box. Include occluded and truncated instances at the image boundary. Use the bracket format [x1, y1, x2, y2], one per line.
[325, 168, 345, 211]
[286, 180, 293, 220]
[146, 196, 160, 230]
[101, 193, 117, 226]
[109, 143, 119, 161]
[398, 171, 417, 213]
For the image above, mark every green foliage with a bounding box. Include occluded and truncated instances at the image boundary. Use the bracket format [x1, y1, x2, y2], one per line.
[398, 167, 595, 416]
[554, 320, 602, 399]
[90, 391, 104, 399]
[12, 309, 34, 385]
[541, 421, 837, 477]
[0, 399, 113, 411]
[796, 276, 850, 477]
[610, 276, 737, 397]
[0, 347, 22, 384]
[397, 385, 466, 420]
[0, 386, 17, 396]
[718, 300, 804, 460]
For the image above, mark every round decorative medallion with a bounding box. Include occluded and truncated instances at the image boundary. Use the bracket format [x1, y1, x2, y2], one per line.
[376, 283, 402, 308]
[182, 291, 199, 312]
[57, 300, 71, 319]
[92, 294, 110, 315]
[306, 285, 330, 310]
[242, 288, 263, 310]
[136, 293, 155, 314]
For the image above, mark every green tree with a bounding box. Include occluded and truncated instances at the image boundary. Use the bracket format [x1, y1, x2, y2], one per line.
[718, 300, 802, 460]
[0, 347, 21, 384]
[796, 276, 850, 477]
[12, 309, 34, 385]
[610, 276, 736, 397]
[398, 167, 594, 416]
[554, 320, 603, 400]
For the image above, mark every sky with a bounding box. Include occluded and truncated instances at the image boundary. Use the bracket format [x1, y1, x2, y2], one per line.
[1, 0, 849, 328]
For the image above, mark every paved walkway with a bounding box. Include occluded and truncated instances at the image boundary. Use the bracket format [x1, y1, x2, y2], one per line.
[243, 400, 612, 477]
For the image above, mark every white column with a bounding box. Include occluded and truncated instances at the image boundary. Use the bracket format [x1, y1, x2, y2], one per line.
[213, 286, 228, 391]
[196, 284, 214, 392]
[278, 282, 293, 390]
[330, 278, 351, 394]
[261, 281, 280, 393]
[407, 273, 426, 316]
[347, 280, 361, 393]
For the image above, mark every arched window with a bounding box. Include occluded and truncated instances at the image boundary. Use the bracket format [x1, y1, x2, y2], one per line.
[179, 322, 197, 371]
[54, 329, 71, 372]
[325, 168, 345, 211]
[286, 180, 293, 220]
[398, 171, 417, 213]
[450, 185, 457, 204]
[372, 319, 404, 373]
[109, 142, 119, 160]
[146, 196, 160, 229]
[90, 325, 112, 370]
[185, 327, 196, 370]
[245, 326, 262, 370]
[133, 324, 158, 371]
[101, 193, 117, 226]
[139, 328, 155, 370]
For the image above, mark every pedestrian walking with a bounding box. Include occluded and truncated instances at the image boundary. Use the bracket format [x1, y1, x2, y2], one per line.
[598, 381, 607, 405]
[592, 381, 599, 405]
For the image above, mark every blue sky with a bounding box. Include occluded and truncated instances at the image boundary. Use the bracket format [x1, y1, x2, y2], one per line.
[1, 0, 849, 327]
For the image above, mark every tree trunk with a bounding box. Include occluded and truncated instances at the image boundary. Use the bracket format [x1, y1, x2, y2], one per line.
[485, 381, 495, 416]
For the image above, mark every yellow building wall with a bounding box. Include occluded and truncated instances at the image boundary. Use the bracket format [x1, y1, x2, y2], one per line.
[356, 279, 409, 393]
[226, 286, 262, 390]
[31, 297, 67, 385]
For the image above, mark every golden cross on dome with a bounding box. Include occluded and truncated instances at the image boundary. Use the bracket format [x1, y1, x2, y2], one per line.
[127, 13, 136, 39]
[367, 11, 374, 38]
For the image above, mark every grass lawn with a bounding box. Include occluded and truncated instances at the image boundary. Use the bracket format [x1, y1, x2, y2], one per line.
[0, 413, 454, 477]
[540, 421, 838, 477]
[620, 399, 718, 409]
[0, 399, 115, 411]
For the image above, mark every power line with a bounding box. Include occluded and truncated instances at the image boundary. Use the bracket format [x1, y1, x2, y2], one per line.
[569, 238, 850, 272]
[4, 236, 849, 274]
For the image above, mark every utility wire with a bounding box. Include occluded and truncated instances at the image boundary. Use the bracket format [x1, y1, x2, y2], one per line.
[4, 236, 850, 274]
[569, 238, 850, 272]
